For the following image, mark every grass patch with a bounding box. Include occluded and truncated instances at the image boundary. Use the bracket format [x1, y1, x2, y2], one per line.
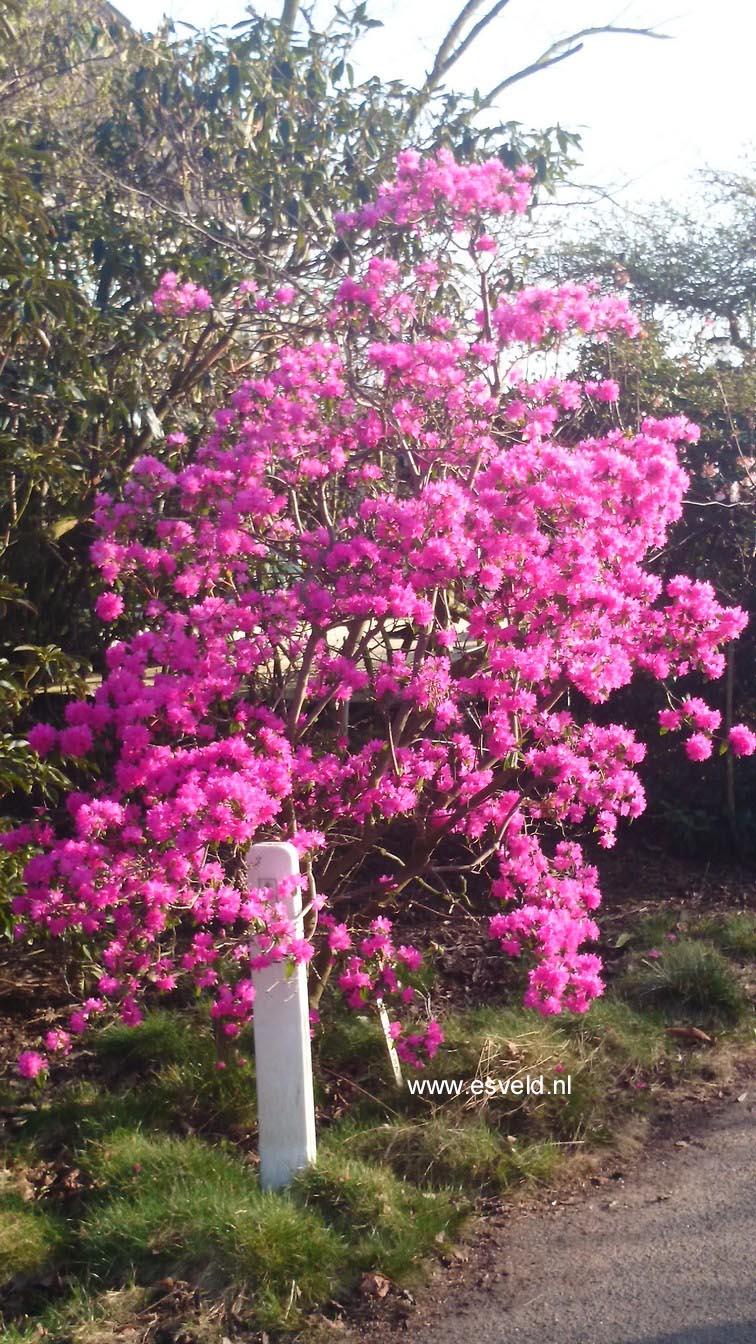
[0, 1193, 64, 1286]
[623, 910, 681, 949]
[336, 1115, 509, 1191]
[95, 1011, 258, 1131]
[315, 1010, 393, 1108]
[13, 1012, 258, 1155]
[95, 1010, 208, 1072]
[560, 997, 669, 1071]
[695, 912, 756, 960]
[80, 1132, 343, 1330]
[335, 1116, 559, 1194]
[1, 1285, 148, 1344]
[77, 1132, 462, 1326]
[10, 1079, 170, 1154]
[619, 939, 748, 1026]
[295, 1150, 464, 1281]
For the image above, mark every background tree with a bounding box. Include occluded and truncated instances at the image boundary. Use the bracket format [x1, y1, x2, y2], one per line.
[540, 170, 756, 852]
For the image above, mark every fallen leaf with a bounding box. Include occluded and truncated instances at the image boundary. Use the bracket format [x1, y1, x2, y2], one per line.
[665, 1026, 713, 1045]
[360, 1272, 391, 1299]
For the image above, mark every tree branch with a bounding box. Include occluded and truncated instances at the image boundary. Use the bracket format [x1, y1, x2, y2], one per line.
[426, 0, 512, 92]
[475, 25, 669, 114]
[280, 0, 301, 35]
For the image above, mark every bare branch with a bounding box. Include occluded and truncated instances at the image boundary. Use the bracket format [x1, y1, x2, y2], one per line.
[475, 25, 669, 114]
[426, 1, 497, 89]
[438, 0, 515, 80]
[414, 0, 513, 117]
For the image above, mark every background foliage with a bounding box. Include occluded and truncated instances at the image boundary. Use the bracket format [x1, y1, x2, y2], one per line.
[0, 0, 578, 898]
[542, 178, 756, 853]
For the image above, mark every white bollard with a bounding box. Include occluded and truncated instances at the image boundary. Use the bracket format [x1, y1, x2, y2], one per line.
[246, 841, 317, 1190]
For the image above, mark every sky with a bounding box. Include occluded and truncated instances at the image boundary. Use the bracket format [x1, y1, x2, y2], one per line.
[116, 0, 755, 209]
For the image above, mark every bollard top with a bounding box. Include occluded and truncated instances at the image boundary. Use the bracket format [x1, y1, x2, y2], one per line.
[245, 840, 301, 884]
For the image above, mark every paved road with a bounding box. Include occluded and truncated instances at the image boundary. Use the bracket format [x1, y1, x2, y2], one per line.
[361, 1088, 756, 1344]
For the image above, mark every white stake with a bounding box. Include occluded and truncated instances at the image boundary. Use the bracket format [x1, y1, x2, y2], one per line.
[246, 841, 317, 1190]
[376, 997, 404, 1087]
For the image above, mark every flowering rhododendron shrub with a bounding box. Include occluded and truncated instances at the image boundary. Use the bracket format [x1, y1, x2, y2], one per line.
[7, 149, 754, 1073]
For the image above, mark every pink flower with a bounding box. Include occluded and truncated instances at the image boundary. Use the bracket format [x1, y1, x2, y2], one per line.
[58, 725, 93, 757]
[328, 923, 352, 952]
[18, 1051, 47, 1079]
[27, 723, 58, 756]
[7, 148, 751, 1059]
[684, 733, 712, 762]
[729, 724, 756, 757]
[44, 1029, 71, 1053]
[153, 273, 212, 316]
[658, 709, 681, 731]
[585, 378, 620, 402]
[95, 592, 124, 622]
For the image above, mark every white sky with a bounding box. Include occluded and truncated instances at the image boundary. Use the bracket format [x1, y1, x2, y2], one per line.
[117, 0, 755, 207]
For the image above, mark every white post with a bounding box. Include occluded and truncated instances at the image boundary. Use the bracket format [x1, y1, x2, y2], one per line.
[246, 841, 317, 1190]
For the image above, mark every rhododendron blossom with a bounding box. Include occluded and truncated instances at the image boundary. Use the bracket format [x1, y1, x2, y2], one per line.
[7, 149, 751, 1075]
[18, 1051, 47, 1080]
[728, 725, 756, 757]
[153, 271, 212, 317]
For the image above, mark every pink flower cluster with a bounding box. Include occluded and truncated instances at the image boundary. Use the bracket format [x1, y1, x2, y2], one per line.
[153, 271, 212, 317]
[334, 146, 533, 233]
[334, 915, 440, 1066]
[9, 149, 752, 1075]
[489, 837, 603, 1014]
[491, 285, 639, 347]
[658, 696, 755, 761]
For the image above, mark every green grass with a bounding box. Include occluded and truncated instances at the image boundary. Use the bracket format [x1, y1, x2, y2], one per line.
[619, 939, 748, 1026]
[0, 1193, 64, 1286]
[1, 1285, 148, 1344]
[334, 1116, 560, 1194]
[295, 1151, 464, 1280]
[13, 1012, 258, 1155]
[95, 1011, 259, 1130]
[79, 1133, 343, 1330]
[623, 910, 681, 949]
[77, 1131, 461, 1327]
[336, 1115, 510, 1191]
[695, 912, 756, 960]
